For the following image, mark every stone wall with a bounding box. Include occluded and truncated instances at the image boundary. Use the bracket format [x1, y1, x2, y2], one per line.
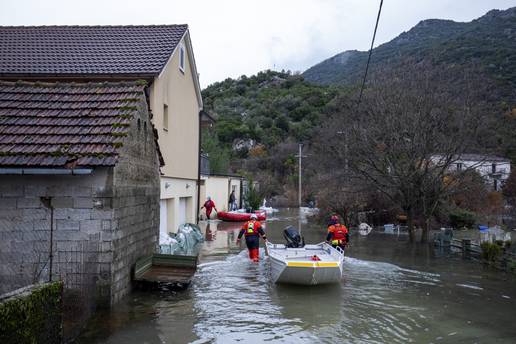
[110, 93, 161, 304]
[0, 168, 113, 297]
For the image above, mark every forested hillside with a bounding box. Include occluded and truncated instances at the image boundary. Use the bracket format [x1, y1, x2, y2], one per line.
[201, 70, 340, 175]
[303, 7, 516, 89]
[201, 7, 516, 211]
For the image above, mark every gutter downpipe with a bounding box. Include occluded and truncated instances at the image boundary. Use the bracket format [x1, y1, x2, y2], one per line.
[40, 197, 54, 282]
[196, 110, 202, 224]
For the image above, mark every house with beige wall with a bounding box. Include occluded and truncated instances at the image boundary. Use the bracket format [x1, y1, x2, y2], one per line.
[200, 174, 244, 218]
[0, 25, 203, 234]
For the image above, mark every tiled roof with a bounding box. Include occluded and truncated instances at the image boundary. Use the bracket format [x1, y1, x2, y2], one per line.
[0, 80, 146, 167]
[0, 25, 187, 76]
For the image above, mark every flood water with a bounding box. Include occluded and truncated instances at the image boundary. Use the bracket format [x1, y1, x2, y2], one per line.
[77, 209, 516, 343]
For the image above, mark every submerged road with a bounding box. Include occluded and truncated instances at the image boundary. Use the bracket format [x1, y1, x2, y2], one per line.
[78, 209, 516, 343]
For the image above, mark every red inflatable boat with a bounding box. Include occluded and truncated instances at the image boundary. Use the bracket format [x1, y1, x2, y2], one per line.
[217, 210, 267, 222]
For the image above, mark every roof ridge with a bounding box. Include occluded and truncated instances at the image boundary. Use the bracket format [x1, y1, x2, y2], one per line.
[0, 24, 188, 29]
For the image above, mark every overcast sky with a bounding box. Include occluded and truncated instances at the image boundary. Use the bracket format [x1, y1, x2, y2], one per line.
[1, 0, 515, 87]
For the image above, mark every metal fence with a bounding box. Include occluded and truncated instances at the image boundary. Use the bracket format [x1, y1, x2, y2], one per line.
[0, 223, 101, 342]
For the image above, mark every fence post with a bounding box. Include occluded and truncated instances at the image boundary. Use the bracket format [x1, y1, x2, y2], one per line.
[462, 239, 471, 258]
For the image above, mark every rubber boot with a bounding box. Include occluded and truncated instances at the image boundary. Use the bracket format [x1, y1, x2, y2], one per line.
[252, 248, 260, 262]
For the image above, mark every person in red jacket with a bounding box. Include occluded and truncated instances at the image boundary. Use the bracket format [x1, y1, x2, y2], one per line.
[201, 196, 218, 220]
[237, 214, 267, 262]
[326, 215, 349, 250]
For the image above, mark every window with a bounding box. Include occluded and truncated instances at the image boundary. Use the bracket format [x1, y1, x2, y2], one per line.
[492, 163, 497, 174]
[163, 104, 169, 131]
[179, 45, 185, 72]
[456, 163, 463, 171]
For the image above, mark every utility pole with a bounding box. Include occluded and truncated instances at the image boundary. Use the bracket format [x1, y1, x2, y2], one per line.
[298, 144, 302, 208]
[295, 144, 308, 208]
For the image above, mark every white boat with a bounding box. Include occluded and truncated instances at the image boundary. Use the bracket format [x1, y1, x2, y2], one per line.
[299, 206, 319, 217]
[259, 199, 279, 215]
[266, 241, 344, 285]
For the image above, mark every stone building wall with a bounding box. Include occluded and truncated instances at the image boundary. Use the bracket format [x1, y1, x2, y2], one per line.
[0, 96, 160, 305]
[0, 168, 113, 297]
[110, 94, 161, 304]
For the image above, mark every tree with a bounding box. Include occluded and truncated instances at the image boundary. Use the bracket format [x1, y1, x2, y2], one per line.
[315, 64, 489, 242]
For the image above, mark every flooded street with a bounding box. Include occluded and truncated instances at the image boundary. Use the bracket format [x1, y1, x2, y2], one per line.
[78, 209, 516, 343]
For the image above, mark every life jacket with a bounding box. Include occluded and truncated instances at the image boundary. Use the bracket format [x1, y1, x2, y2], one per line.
[329, 224, 348, 245]
[244, 220, 261, 236]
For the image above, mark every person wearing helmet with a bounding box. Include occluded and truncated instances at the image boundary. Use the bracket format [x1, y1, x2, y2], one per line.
[326, 214, 349, 249]
[201, 196, 218, 220]
[328, 214, 339, 227]
[237, 213, 267, 262]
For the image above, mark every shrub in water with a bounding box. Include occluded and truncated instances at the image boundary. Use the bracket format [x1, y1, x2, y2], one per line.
[448, 208, 477, 228]
[480, 242, 502, 262]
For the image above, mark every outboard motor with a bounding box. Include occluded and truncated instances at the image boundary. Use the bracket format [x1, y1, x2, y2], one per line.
[283, 226, 305, 248]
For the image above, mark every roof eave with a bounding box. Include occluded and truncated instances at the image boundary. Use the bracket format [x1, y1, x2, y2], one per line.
[0, 73, 157, 81]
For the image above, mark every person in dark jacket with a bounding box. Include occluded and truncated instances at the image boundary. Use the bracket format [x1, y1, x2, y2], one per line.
[229, 190, 237, 211]
[237, 214, 267, 262]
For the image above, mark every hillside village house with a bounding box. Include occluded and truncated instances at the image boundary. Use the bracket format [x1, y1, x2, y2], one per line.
[0, 25, 203, 234]
[451, 154, 511, 191]
[0, 81, 161, 305]
[432, 154, 511, 191]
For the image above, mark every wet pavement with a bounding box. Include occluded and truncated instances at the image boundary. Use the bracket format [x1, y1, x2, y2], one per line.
[77, 209, 516, 344]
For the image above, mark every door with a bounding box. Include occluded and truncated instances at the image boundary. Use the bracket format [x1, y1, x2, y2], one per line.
[179, 197, 187, 226]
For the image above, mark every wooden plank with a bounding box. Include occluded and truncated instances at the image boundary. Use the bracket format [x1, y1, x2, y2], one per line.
[134, 255, 153, 278]
[138, 266, 196, 283]
[152, 254, 198, 268]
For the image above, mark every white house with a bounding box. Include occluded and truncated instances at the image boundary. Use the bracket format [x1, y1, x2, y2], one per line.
[433, 154, 511, 191]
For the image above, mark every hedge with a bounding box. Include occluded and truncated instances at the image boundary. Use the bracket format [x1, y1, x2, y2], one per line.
[0, 281, 63, 344]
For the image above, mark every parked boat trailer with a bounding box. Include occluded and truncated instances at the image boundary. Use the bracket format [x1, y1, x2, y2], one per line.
[133, 253, 198, 290]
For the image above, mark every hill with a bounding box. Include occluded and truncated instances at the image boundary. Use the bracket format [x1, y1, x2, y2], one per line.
[303, 7, 516, 88]
[201, 70, 339, 163]
[201, 70, 342, 199]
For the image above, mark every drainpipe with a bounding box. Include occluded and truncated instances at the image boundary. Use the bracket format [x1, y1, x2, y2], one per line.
[196, 110, 202, 224]
[40, 197, 54, 282]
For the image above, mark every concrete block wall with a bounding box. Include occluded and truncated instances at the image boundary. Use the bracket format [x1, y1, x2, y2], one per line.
[0, 168, 113, 297]
[110, 95, 161, 304]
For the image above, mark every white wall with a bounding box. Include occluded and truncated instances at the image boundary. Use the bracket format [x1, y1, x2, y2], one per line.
[160, 177, 196, 233]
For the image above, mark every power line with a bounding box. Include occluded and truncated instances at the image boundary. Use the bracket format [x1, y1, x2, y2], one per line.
[357, 0, 384, 109]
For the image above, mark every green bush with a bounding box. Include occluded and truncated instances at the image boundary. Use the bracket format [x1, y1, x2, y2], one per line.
[480, 242, 503, 262]
[448, 208, 477, 228]
[0, 281, 63, 344]
[245, 179, 261, 211]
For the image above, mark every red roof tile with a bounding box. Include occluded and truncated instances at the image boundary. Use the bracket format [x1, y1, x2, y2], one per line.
[0, 80, 146, 167]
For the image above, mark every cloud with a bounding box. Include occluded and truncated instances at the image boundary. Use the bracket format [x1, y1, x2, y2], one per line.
[1, 0, 515, 87]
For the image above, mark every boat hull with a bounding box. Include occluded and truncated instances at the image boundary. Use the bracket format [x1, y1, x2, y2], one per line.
[217, 210, 267, 222]
[270, 257, 343, 285]
[267, 242, 344, 285]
